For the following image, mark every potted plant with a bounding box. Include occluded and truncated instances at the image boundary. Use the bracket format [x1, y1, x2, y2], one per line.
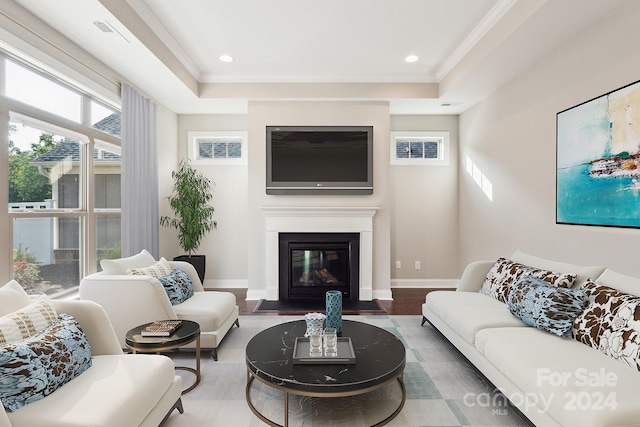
[160, 158, 216, 283]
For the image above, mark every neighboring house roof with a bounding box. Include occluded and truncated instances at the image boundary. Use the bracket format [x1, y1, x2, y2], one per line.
[93, 113, 121, 137]
[30, 113, 121, 165]
[31, 140, 121, 165]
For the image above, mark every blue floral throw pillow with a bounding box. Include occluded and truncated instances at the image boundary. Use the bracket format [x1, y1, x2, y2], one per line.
[508, 276, 588, 337]
[158, 268, 195, 305]
[0, 313, 92, 412]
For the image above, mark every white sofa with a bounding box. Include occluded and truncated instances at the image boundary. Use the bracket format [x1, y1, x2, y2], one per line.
[0, 281, 182, 427]
[422, 251, 640, 427]
[80, 250, 239, 360]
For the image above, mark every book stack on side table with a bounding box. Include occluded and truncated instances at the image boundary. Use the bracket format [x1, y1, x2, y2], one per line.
[141, 320, 183, 337]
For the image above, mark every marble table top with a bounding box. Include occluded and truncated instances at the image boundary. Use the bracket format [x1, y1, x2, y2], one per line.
[246, 319, 405, 394]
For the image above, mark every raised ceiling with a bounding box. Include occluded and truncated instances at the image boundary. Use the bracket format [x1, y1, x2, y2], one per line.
[12, 0, 629, 114]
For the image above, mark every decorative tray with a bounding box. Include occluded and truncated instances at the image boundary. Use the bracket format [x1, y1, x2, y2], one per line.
[292, 337, 356, 364]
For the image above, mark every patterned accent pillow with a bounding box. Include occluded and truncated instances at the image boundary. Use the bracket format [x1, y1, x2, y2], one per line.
[572, 280, 640, 370]
[128, 257, 173, 278]
[157, 268, 195, 305]
[0, 301, 58, 346]
[508, 276, 587, 337]
[0, 313, 92, 412]
[598, 300, 640, 371]
[480, 257, 577, 303]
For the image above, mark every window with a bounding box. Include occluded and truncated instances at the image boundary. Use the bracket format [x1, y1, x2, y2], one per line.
[188, 131, 247, 165]
[390, 131, 450, 165]
[2, 54, 121, 296]
[5, 60, 82, 123]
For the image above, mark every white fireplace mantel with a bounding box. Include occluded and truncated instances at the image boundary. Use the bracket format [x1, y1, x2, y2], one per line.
[261, 206, 379, 301]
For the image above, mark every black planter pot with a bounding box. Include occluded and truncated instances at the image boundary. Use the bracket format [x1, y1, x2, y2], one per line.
[173, 255, 206, 284]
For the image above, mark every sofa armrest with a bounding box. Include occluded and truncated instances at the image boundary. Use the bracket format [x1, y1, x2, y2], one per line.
[51, 300, 123, 356]
[456, 261, 494, 292]
[169, 260, 205, 292]
[79, 273, 178, 347]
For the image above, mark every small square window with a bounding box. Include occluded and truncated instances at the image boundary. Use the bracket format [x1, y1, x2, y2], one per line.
[424, 141, 439, 159]
[188, 131, 247, 165]
[390, 132, 450, 165]
[410, 141, 424, 158]
[198, 141, 213, 159]
[396, 141, 409, 159]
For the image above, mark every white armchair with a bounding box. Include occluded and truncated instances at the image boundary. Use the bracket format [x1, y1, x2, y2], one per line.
[0, 281, 182, 427]
[79, 250, 239, 360]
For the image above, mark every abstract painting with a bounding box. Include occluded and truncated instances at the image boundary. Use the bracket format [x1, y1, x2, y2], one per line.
[557, 79, 640, 227]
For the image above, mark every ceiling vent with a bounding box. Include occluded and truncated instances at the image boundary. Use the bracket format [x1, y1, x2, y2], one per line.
[93, 21, 130, 44]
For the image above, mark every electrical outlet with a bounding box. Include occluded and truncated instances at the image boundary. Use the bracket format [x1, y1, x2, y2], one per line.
[414, 261, 421, 270]
[395, 261, 401, 269]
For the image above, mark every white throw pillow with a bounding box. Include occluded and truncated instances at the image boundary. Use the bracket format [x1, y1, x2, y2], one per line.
[0, 280, 32, 316]
[100, 249, 156, 275]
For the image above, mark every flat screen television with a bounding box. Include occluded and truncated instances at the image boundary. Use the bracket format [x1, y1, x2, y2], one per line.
[266, 125, 373, 195]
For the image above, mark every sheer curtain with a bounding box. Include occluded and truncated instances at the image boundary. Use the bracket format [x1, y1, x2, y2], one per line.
[120, 83, 159, 258]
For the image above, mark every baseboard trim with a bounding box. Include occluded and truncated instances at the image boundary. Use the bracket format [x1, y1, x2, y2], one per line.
[390, 279, 458, 289]
[373, 289, 393, 300]
[246, 289, 267, 301]
[203, 279, 248, 290]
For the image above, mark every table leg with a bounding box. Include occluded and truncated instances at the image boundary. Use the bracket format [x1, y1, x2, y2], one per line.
[195, 336, 201, 382]
[284, 390, 289, 427]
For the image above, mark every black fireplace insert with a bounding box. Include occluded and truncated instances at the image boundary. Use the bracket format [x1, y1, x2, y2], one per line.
[278, 232, 360, 301]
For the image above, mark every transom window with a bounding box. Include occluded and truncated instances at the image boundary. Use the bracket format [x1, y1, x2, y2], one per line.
[390, 131, 450, 165]
[188, 131, 247, 165]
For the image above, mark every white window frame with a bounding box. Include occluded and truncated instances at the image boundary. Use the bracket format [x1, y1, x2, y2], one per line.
[0, 52, 121, 288]
[390, 131, 450, 166]
[188, 131, 247, 165]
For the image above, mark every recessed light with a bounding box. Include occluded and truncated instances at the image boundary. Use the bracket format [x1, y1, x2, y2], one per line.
[405, 55, 419, 63]
[219, 55, 234, 63]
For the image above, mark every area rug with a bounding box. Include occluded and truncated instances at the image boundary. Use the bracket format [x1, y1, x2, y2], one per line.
[253, 299, 385, 314]
[162, 315, 533, 427]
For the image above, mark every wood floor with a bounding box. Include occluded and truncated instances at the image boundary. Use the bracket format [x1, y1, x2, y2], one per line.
[227, 288, 449, 316]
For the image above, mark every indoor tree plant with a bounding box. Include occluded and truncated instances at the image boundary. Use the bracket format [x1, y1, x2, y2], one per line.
[160, 158, 216, 282]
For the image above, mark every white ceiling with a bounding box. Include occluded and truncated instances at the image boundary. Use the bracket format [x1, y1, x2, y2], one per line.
[13, 0, 629, 115]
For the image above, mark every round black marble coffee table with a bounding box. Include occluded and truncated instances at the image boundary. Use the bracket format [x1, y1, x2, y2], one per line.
[245, 319, 406, 426]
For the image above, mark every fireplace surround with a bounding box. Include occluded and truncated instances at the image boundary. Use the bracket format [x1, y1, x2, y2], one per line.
[262, 207, 378, 301]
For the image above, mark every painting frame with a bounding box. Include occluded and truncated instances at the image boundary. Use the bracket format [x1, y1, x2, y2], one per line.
[556, 79, 640, 228]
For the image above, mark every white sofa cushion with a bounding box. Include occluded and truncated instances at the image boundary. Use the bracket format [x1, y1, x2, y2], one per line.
[173, 291, 236, 332]
[0, 281, 32, 316]
[476, 327, 640, 427]
[511, 251, 605, 288]
[7, 354, 177, 427]
[593, 268, 640, 297]
[424, 291, 526, 344]
[100, 249, 156, 275]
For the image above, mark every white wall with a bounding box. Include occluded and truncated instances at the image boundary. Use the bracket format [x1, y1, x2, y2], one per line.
[163, 114, 249, 288]
[390, 115, 459, 287]
[459, 1, 640, 276]
[246, 101, 391, 300]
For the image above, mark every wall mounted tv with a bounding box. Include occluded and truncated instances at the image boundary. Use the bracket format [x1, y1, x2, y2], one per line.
[266, 125, 373, 195]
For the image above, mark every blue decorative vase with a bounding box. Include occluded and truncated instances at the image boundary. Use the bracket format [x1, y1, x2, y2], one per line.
[325, 290, 343, 333]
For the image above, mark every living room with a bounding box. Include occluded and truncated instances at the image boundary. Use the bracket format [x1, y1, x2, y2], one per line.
[1, 1, 639, 292]
[2, 1, 640, 426]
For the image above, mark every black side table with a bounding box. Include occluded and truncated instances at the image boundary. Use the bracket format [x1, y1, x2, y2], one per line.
[126, 319, 201, 394]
